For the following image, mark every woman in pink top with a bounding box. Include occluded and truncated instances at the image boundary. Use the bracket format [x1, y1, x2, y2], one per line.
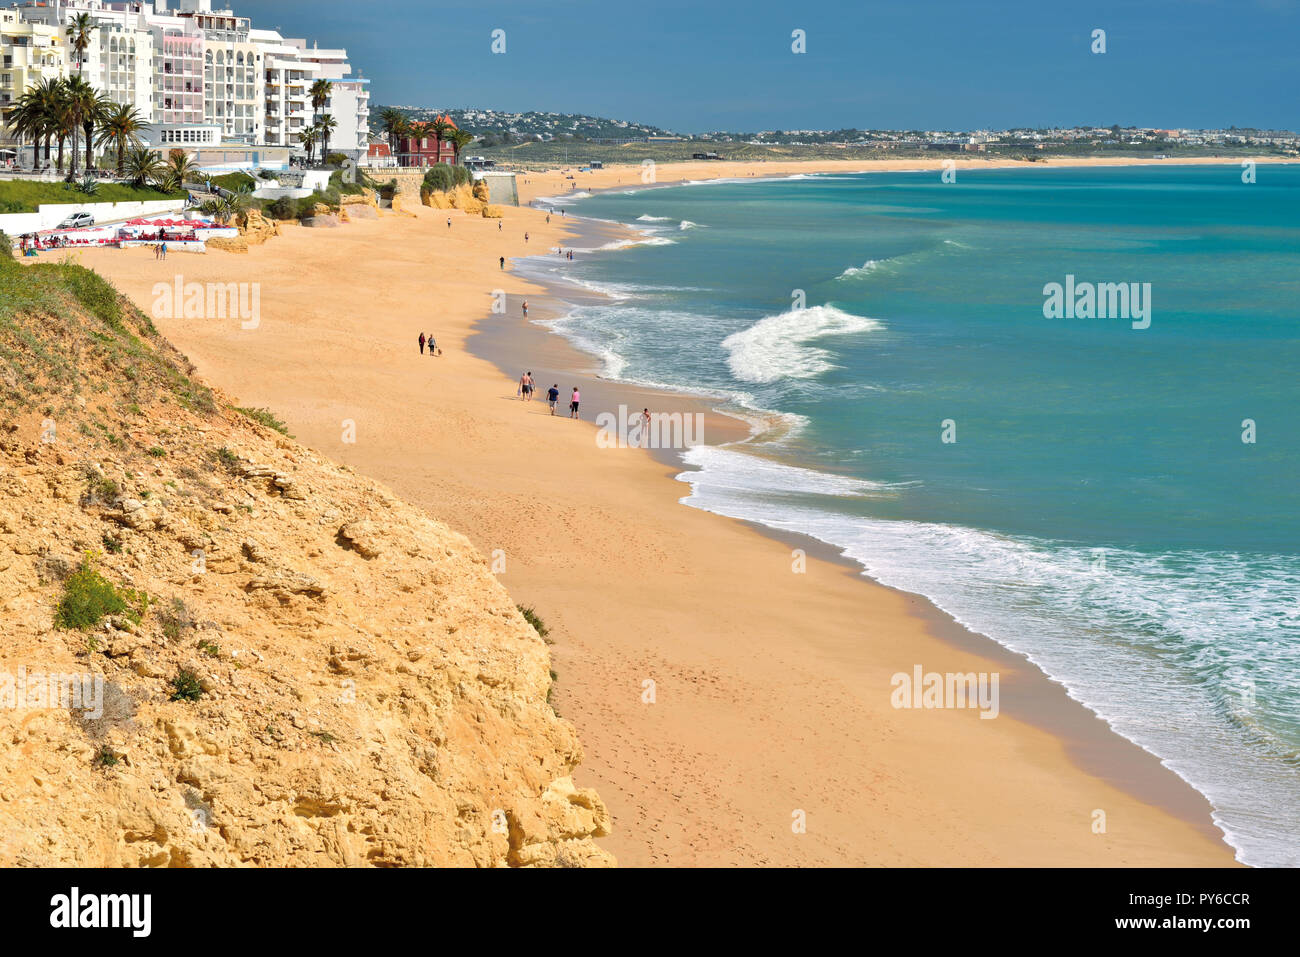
[569, 388, 581, 419]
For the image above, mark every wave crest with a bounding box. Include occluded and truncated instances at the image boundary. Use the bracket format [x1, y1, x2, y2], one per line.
[721, 305, 883, 384]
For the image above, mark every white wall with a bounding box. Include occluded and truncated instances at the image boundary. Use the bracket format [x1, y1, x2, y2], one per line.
[0, 199, 185, 236]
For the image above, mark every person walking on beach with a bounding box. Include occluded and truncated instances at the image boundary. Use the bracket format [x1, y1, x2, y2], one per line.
[419, 332, 426, 355]
[524, 232, 529, 243]
[525, 371, 535, 401]
[518, 372, 531, 400]
[160, 242, 168, 261]
[640, 408, 652, 447]
[522, 300, 529, 318]
[569, 387, 581, 419]
[428, 334, 438, 356]
[547, 384, 560, 415]
[499, 256, 505, 270]
[446, 218, 452, 229]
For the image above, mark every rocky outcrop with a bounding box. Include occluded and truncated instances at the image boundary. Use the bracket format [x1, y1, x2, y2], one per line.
[0, 256, 612, 868]
[422, 183, 494, 216]
[236, 207, 281, 246]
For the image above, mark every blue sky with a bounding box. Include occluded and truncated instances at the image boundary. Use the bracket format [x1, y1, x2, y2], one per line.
[240, 0, 1299, 132]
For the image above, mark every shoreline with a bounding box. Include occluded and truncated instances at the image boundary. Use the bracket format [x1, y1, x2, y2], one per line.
[466, 189, 1234, 854]
[68, 169, 1241, 866]
[511, 154, 1300, 210]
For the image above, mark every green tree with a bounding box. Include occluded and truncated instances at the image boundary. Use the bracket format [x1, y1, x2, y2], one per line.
[66, 12, 97, 79]
[96, 103, 145, 174]
[165, 148, 199, 189]
[298, 125, 319, 165]
[316, 114, 338, 160]
[310, 78, 332, 117]
[122, 145, 165, 188]
[8, 79, 61, 166]
[379, 106, 405, 157]
[429, 116, 452, 165]
[449, 128, 475, 165]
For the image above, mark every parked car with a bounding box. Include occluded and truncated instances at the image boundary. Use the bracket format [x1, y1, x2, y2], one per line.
[57, 212, 95, 229]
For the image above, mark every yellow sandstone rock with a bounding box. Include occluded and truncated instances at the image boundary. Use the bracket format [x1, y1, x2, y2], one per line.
[0, 272, 613, 869]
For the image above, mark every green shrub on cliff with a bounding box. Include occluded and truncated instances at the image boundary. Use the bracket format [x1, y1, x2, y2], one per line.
[517, 604, 550, 640]
[54, 554, 150, 632]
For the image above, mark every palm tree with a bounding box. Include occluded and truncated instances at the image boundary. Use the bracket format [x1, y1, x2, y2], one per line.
[8, 82, 54, 168]
[298, 125, 319, 165]
[216, 190, 248, 225]
[316, 115, 338, 161]
[50, 82, 75, 175]
[61, 76, 102, 176]
[122, 146, 164, 189]
[166, 148, 199, 188]
[429, 116, 452, 165]
[29, 77, 64, 167]
[66, 13, 96, 79]
[96, 103, 145, 175]
[379, 107, 405, 157]
[80, 85, 110, 173]
[309, 79, 332, 118]
[449, 128, 475, 166]
[393, 116, 414, 166]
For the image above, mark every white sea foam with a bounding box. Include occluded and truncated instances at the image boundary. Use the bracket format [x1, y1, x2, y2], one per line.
[837, 259, 884, 279]
[533, 191, 592, 206]
[673, 444, 1300, 866]
[637, 214, 673, 222]
[678, 220, 703, 230]
[721, 305, 884, 384]
[680, 445, 899, 496]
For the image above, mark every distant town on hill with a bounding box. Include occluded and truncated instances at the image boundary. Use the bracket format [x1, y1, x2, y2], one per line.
[378, 106, 676, 146]
[375, 105, 1299, 168]
[379, 105, 1298, 152]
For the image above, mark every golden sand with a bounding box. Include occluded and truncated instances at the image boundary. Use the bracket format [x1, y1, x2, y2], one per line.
[71, 159, 1246, 866]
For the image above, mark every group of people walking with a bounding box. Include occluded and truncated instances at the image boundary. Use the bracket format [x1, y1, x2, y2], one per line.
[418, 332, 440, 356]
[519, 372, 580, 418]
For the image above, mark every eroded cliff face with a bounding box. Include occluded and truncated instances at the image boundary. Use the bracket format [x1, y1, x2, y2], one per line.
[0, 256, 612, 867]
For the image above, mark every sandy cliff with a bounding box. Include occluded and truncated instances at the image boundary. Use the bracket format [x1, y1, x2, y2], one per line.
[0, 253, 612, 867]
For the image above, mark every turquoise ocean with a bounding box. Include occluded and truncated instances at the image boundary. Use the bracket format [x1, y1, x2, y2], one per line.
[523, 165, 1300, 865]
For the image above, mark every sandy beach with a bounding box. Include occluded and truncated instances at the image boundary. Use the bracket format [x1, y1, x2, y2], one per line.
[511, 154, 1300, 207]
[64, 158, 1248, 866]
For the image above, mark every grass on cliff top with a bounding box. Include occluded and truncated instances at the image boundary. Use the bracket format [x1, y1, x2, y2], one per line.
[235, 406, 292, 437]
[517, 604, 550, 640]
[0, 246, 215, 418]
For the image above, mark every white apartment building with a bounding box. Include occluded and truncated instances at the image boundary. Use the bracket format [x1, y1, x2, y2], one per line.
[252, 28, 317, 154]
[4, 0, 367, 163]
[190, 5, 261, 142]
[0, 8, 66, 112]
[15, 2, 156, 121]
[294, 40, 369, 159]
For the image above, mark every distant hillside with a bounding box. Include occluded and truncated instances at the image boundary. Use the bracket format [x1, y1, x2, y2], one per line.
[376, 105, 676, 145]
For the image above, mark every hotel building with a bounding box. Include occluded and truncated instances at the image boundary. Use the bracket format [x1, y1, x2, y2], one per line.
[2, 0, 369, 164]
